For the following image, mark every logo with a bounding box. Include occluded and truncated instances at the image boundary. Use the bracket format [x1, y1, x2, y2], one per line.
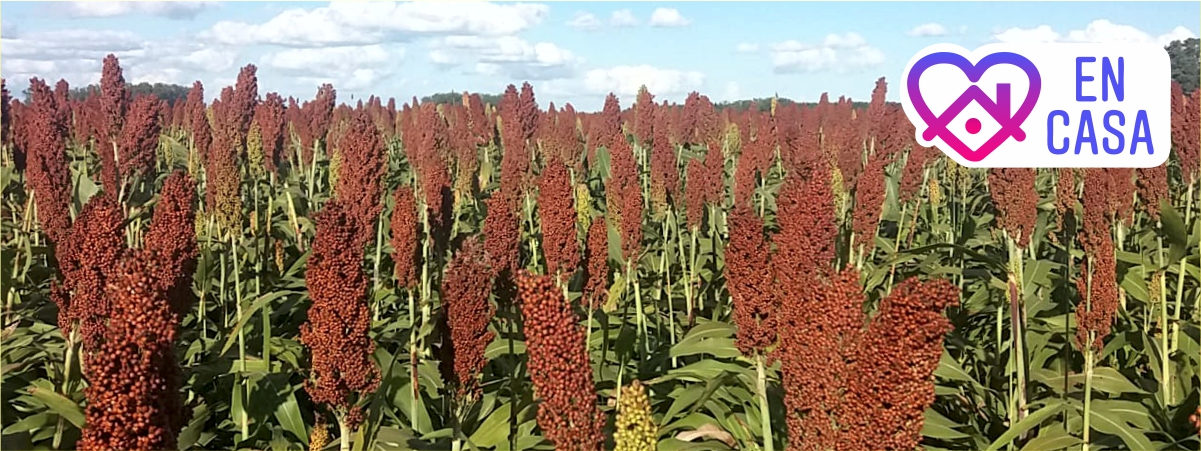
[900, 43, 1171, 168]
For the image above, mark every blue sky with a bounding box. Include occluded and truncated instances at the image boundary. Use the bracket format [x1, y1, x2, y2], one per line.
[2, 2, 1197, 110]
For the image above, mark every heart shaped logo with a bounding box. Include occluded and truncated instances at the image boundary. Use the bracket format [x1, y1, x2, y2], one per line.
[906, 51, 1042, 162]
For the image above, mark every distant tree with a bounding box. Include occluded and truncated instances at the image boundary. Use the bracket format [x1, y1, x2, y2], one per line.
[1167, 38, 1199, 94]
[420, 91, 503, 106]
[66, 82, 191, 105]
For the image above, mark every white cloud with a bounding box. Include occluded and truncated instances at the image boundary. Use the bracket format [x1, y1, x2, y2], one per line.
[1, 21, 17, 38]
[581, 65, 705, 97]
[567, 12, 602, 31]
[993, 20, 1197, 45]
[430, 36, 579, 80]
[262, 45, 400, 91]
[60, 1, 218, 20]
[736, 43, 759, 53]
[907, 23, 948, 37]
[203, 1, 550, 47]
[0, 28, 240, 88]
[771, 32, 885, 74]
[649, 8, 690, 28]
[611, 9, 638, 27]
[723, 81, 742, 102]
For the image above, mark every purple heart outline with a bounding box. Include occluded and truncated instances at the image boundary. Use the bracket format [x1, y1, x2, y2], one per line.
[907, 51, 1042, 162]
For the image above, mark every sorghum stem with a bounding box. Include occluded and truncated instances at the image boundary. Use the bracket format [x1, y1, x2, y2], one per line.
[756, 354, 773, 451]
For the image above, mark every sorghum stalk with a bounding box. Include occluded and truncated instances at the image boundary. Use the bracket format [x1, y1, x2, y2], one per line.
[756, 354, 773, 451]
[1082, 257, 1095, 451]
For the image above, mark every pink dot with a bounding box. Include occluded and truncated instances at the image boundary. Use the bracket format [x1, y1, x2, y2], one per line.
[965, 118, 982, 134]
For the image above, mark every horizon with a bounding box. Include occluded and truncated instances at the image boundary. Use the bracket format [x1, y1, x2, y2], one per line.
[2, 1, 1198, 111]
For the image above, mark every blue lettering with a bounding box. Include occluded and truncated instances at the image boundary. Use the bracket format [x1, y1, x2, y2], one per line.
[1103, 111, 1124, 154]
[1048, 110, 1070, 154]
[1132, 110, 1154, 154]
[1076, 57, 1097, 102]
[1101, 57, 1124, 102]
[1075, 110, 1098, 155]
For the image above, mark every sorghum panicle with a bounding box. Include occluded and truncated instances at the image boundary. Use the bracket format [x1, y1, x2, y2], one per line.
[79, 251, 189, 451]
[987, 168, 1039, 248]
[441, 236, 495, 401]
[725, 205, 776, 356]
[538, 160, 582, 279]
[633, 87, 656, 145]
[613, 380, 657, 451]
[777, 269, 863, 451]
[1171, 82, 1199, 183]
[484, 190, 521, 281]
[651, 105, 680, 201]
[391, 186, 420, 290]
[852, 150, 889, 250]
[607, 132, 643, 263]
[1136, 163, 1168, 220]
[301, 200, 380, 430]
[24, 78, 73, 244]
[517, 271, 605, 451]
[839, 278, 958, 451]
[143, 171, 199, 317]
[186, 81, 212, 162]
[583, 217, 609, 309]
[336, 108, 387, 249]
[117, 95, 163, 184]
[60, 194, 128, 350]
[255, 92, 287, 173]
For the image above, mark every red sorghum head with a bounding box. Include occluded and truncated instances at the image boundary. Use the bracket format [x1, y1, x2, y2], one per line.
[1055, 168, 1077, 234]
[606, 132, 643, 263]
[1136, 163, 1168, 220]
[99, 54, 127, 143]
[839, 277, 958, 451]
[59, 194, 127, 353]
[852, 148, 889, 251]
[583, 217, 609, 309]
[391, 186, 420, 290]
[143, 171, 198, 318]
[516, 271, 605, 451]
[633, 86, 655, 145]
[335, 108, 387, 250]
[725, 204, 776, 356]
[186, 81, 212, 162]
[651, 105, 680, 202]
[24, 78, 73, 244]
[484, 190, 521, 282]
[987, 168, 1039, 248]
[256, 92, 287, 173]
[301, 200, 380, 429]
[79, 251, 189, 451]
[117, 95, 163, 184]
[538, 159, 582, 279]
[441, 236, 495, 402]
[776, 269, 864, 451]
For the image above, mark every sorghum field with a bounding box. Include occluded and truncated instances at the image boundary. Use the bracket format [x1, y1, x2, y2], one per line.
[2, 54, 1200, 451]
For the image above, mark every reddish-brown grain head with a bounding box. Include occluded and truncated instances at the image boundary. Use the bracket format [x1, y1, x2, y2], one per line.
[300, 200, 380, 430]
[516, 271, 605, 451]
[441, 236, 494, 402]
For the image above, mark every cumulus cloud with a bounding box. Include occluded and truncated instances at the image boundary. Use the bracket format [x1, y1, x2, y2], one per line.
[0, 28, 240, 88]
[567, 11, 602, 31]
[262, 44, 402, 91]
[993, 19, 1197, 45]
[581, 65, 705, 97]
[907, 23, 948, 37]
[736, 43, 759, 53]
[771, 32, 885, 74]
[611, 9, 638, 27]
[649, 8, 690, 28]
[203, 1, 550, 47]
[60, 1, 218, 20]
[429, 36, 579, 80]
